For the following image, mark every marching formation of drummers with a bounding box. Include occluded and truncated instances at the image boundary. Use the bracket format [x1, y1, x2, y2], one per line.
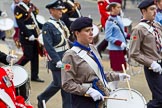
[1, 0, 162, 108]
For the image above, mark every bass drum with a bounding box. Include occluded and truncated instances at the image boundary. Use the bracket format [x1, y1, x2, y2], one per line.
[107, 88, 147, 108]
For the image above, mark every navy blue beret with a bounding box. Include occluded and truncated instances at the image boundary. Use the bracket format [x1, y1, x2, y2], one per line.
[46, 0, 65, 9]
[138, 0, 154, 9]
[70, 17, 93, 31]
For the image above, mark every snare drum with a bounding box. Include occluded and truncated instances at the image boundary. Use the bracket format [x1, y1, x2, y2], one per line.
[93, 24, 99, 44]
[107, 88, 147, 108]
[0, 18, 14, 31]
[2, 65, 30, 101]
[122, 18, 132, 34]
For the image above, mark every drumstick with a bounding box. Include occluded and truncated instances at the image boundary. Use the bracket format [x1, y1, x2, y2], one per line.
[10, 50, 14, 67]
[122, 64, 133, 99]
[42, 100, 46, 108]
[84, 94, 127, 101]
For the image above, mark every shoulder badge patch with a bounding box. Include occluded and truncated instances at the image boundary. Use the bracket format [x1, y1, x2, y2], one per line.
[15, 13, 23, 19]
[64, 64, 71, 71]
[132, 36, 138, 40]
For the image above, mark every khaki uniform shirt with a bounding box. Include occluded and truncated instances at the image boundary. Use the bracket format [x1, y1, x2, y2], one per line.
[129, 22, 162, 67]
[61, 45, 119, 96]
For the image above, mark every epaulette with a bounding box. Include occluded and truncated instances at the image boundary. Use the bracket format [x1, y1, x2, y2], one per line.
[15, 6, 23, 19]
[15, 12, 23, 19]
[14, 5, 26, 19]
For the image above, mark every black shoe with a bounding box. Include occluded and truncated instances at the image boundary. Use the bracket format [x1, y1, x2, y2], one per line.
[31, 78, 44, 83]
[37, 96, 43, 108]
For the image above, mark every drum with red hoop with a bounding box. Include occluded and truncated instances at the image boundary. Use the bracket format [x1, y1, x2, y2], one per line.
[2, 65, 30, 102]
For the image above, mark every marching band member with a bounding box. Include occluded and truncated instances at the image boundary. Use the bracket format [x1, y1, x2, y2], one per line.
[61, 0, 82, 42]
[129, 0, 162, 108]
[97, 0, 109, 58]
[11, 0, 21, 49]
[37, 0, 72, 108]
[104, 2, 130, 90]
[97, 0, 123, 58]
[14, 0, 44, 83]
[61, 17, 130, 108]
[155, 0, 162, 25]
[97, 0, 109, 29]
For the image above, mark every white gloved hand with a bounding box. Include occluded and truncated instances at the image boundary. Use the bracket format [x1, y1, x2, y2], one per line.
[151, 61, 162, 74]
[1, 11, 7, 17]
[6, 54, 18, 64]
[56, 60, 63, 68]
[120, 42, 127, 49]
[86, 87, 104, 101]
[28, 35, 35, 41]
[118, 73, 130, 81]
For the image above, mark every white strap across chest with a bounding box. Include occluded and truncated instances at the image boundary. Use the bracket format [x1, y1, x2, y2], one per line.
[71, 46, 109, 88]
[138, 22, 154, 34]
[48, 19, 65, 48]
[19, 2, 39, 29]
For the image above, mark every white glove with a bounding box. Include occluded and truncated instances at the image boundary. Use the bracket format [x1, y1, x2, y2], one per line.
[151, 61, 162, 74]
[56, 60, 63, 68]
[120, 42, 127, 49]
[1, 11, 7, 17]
[86, 87, 104, 101]
[118, 73, 130, 81]
[6, 54, 18, 64]
[28, 35, 35, 41]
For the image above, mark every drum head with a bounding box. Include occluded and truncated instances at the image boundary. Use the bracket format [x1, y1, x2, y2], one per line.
[107, 88, 147, 108]
[36, 15, 46, 25]
[2, 65, 28, 87]
[93, 24, 99, 37]
[0, 18, 14, 31]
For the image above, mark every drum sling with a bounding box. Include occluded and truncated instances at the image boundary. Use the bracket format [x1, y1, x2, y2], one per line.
[72, 43, 111, 108]
[71, 46, 108, 88]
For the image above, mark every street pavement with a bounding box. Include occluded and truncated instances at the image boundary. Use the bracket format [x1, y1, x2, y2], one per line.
[0, 0, 151, 108]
